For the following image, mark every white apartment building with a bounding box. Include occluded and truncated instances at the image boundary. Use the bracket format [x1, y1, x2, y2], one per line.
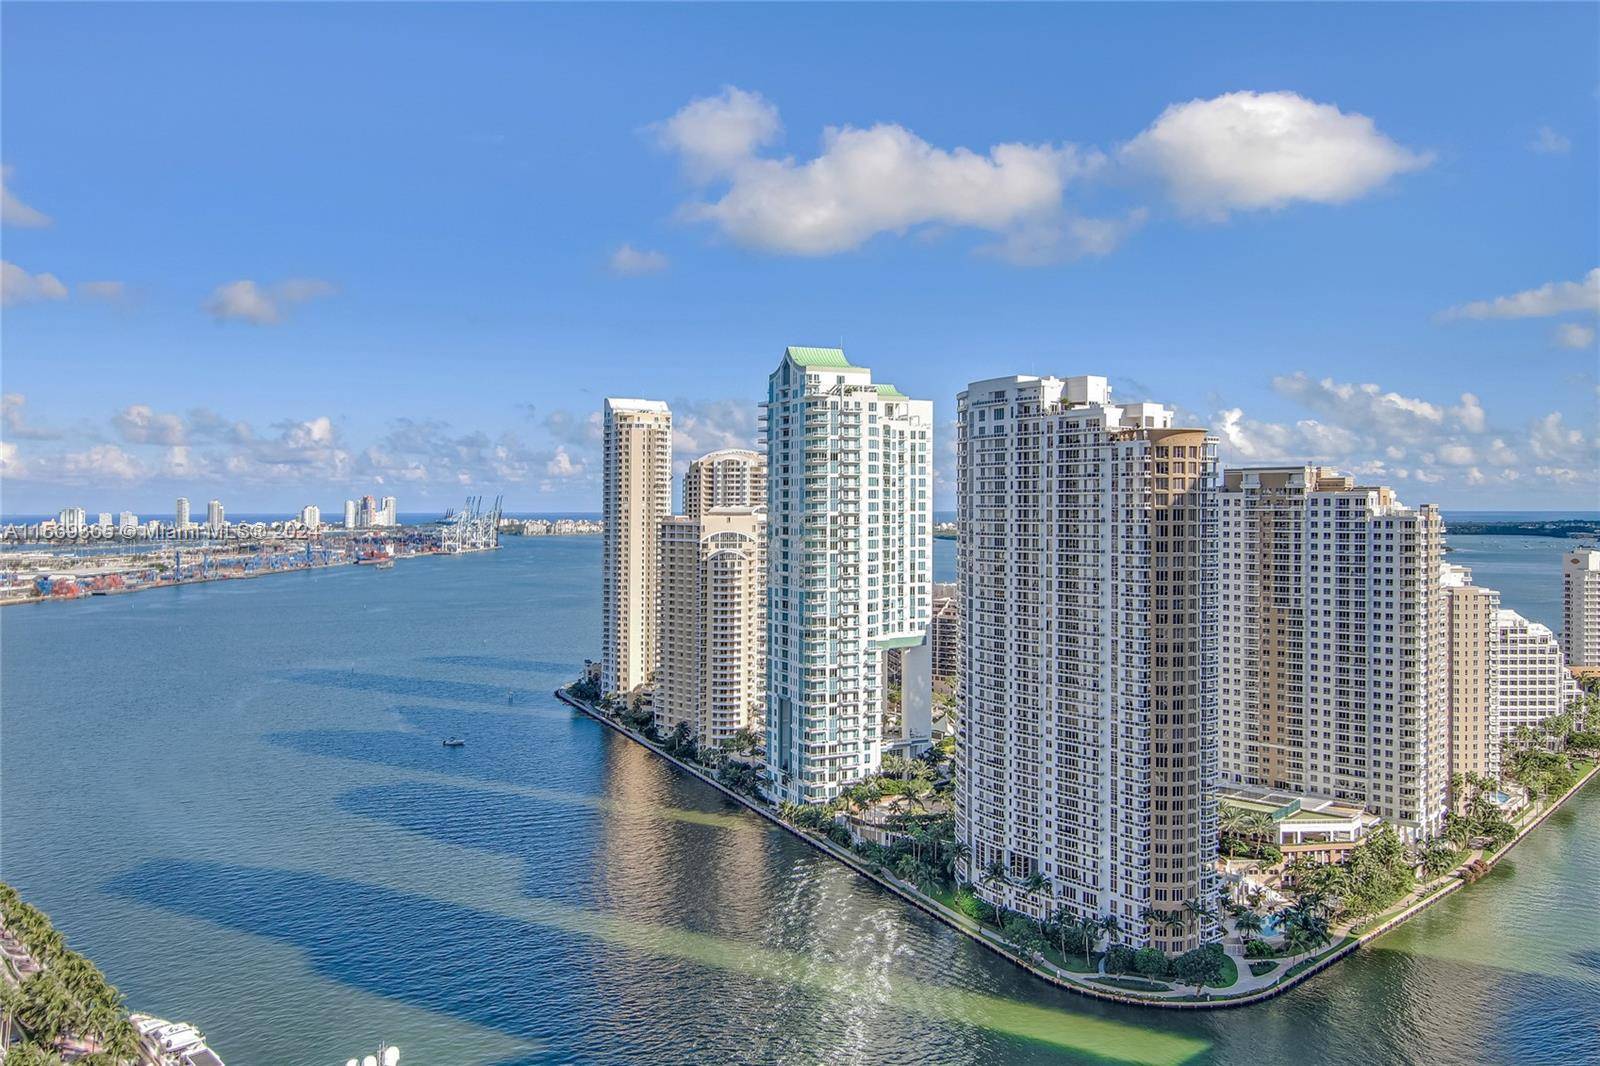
[344, 499, 358, 529]
[601, 398, 673, 697]
[380, 496, 398, 527]
[1442, 562, 1501, 781]
[683, 449, 766, 520]
[1564, 548, 1600, 668]
[58, 507, 86, 529]
[118, 511, 138, 529]
[300, 505, 321, 529]
[206, 499, 224, 530]
[1220, 467, 1448, 841]
[176, 497, 191, 530]
[657, 507, 767, 749]
[764, 347, 933, 805]
[1494, 608, 1580, 739]
[956, 374, 1219, 952]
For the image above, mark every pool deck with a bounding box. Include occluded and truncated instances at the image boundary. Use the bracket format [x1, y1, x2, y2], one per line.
[556, 685, 1598, 1010]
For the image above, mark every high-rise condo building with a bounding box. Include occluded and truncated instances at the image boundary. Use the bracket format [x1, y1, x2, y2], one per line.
[1494, 609, 1580, 740]
[176, 497, 191, 530]
[58, 507, 86, 529]
[601, 398, 673, 697]
[1442, 563, 1501, 781]
[118, 511, 138, 529]
[1220, 467, 1448, 840]
[300, 505, 321, 529]
[381, 496, 398, 527]
[955, 374, 1219, 951]
[764, 347, 933, 805]
[683, 449, 766, 521]
[1564, 548, 1600, 668]
[344, 499, 358, 529]
[657, 506, 767, 749]
[929, 583, 960, 682]
[206, 499, 225, 530]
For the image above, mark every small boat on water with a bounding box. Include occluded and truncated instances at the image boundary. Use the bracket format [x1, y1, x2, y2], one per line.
[443, 737, 465, 748]
[375, 558, 395, 569]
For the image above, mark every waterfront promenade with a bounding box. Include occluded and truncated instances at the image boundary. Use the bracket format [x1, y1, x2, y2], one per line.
[557, 685, 1600, 1011]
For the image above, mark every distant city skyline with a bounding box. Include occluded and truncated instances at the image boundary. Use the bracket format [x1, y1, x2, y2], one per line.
[3, 4, 1596, 514]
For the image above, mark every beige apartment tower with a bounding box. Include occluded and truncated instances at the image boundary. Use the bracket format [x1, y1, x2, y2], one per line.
[601, 398, 673, 697]
[656, 507, 768, 749]
[955, 374, 1220, 952]
[1221, 467, 1449, 840]
[1442, 563, 1501, 781]
[683, 449, 767, 520]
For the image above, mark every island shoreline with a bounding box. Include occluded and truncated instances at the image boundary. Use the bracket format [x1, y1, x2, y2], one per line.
[556, 685, 1598, 1011]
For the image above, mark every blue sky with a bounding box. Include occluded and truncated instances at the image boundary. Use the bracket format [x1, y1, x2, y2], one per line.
[2, 2, 1596, 516]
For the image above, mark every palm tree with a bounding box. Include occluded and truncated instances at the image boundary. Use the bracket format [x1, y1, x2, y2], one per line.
[1183, 897, 1215, 935]
[1071, 915, 1102, 969]
[981, 859, 1009, 890]
[1234, 909, 1265, 944]
[0, 979, 24, 1047]
[1021, 871, 1049, 906]
[1099, 913, 1123, 948]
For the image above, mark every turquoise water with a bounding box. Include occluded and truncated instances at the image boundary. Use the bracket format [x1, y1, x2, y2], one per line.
[2, 535, 1595, 1065]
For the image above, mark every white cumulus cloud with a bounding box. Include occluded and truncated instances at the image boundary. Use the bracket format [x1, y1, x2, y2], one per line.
[112, 404, 188, 446]
[1530, 126, 1571, 155]
[1440, 268, 1600, 320]
[1, 260, 69, 306]
[1555, 322, 1596, 350]
[657, 86, 1109, 260]
[205, 277, 337, 325]
[609, 244, 670, 276]
[1, 166, 51, 227]
[1121, 90, 1431, 219]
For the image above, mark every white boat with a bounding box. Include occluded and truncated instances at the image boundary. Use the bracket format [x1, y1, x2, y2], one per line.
[130, 1012, 226, 1066]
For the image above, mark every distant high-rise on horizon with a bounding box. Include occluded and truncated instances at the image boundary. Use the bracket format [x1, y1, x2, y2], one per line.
[601, 397, 673, 697]
[764, 347, 933, 806]
[956, 373, 1219, 951]
[175, 497, 190, 530]
[206, 499, 224, 531]
[343, 499, 358, 530]
[1564, 548, 1600, 668]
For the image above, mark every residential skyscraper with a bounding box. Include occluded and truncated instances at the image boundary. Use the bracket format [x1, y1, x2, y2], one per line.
[955, 373, 1219, 951]
[1564, 548, 1600, 668]
[206, 500, 224, 530]
[683, 449, 766, 520]
[118, 511, 138, 529]
[1220, 467, 1448, 840]
[764, 347, 933, 805]
[657, 506, 767, 749]
[343, 499, 358, 529]
[1442, 562, 1501, 781]
[601, 398, 673, 697]
[929, 583, 960, 682]
[175, 497, 190, 530]
[1494, 609, 1580, 740]
[381, 496, 398, 527]
[300, 505, 321, 529]
[58, 506, 86, 529]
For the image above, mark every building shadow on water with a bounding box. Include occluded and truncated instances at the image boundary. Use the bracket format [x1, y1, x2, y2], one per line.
[420, 655, 576, 674]
[275, 668, 570, 714]
[100, 859, 762, 1066]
